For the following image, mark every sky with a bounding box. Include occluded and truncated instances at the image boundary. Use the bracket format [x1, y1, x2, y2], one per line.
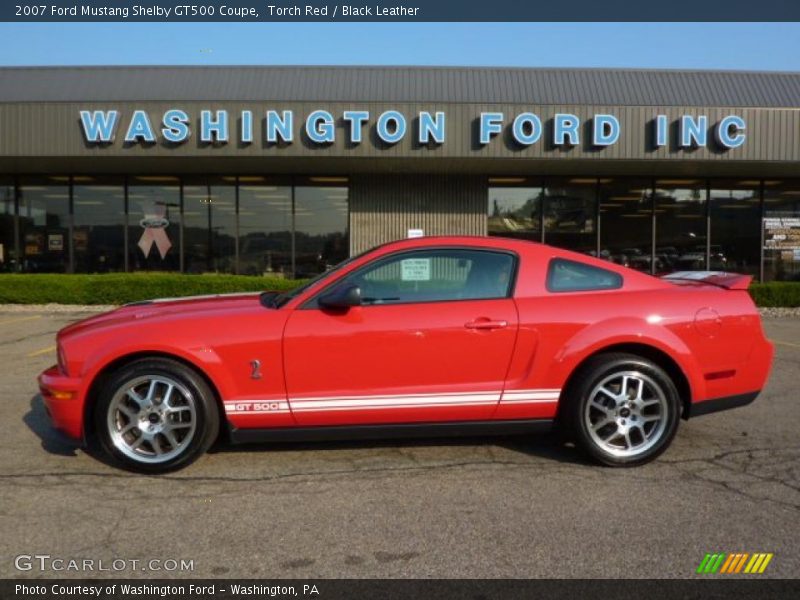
[0, 22, 798, 71]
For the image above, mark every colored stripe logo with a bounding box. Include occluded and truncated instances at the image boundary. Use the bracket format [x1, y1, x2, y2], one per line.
[696, 552, 774, 574]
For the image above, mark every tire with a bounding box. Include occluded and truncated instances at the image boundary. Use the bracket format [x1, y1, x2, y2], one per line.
[93, 358, 220, 473]
[564, 352, 681, 467]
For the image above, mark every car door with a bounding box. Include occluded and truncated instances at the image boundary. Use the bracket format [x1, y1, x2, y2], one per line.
[282, 247, 520, 426]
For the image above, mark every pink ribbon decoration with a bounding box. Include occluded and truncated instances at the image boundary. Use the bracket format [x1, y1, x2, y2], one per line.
[138, 203, 172, 260]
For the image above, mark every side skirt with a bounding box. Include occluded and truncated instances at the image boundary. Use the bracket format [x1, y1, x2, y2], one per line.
[229, 418, 555, 445]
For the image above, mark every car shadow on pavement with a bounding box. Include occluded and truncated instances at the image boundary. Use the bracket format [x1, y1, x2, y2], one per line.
[24, 394, 80, 457]
[22, 394, 591, 467]
[209, 432, 592, 466]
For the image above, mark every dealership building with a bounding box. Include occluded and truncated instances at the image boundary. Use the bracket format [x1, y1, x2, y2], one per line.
[0, 65, 799, 281]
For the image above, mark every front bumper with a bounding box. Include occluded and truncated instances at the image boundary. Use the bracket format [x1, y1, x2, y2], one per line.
[38, 365, 85, 440]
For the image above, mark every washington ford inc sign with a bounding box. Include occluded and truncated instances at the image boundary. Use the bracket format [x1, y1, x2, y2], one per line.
[79, 108, 748, 149]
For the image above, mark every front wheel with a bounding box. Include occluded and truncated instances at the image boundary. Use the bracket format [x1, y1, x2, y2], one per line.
[94, 358, 220, 473]
[565, 353, 681, 467]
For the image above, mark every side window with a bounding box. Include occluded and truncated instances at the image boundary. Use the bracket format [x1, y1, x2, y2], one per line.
[547, 258, 623, 292]
[334, 249, 515, 305]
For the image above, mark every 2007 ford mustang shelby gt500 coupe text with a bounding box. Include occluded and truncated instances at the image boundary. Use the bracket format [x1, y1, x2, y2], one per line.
[39, 236, 773, 472]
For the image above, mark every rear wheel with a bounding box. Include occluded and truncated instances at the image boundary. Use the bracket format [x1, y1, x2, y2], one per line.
[94, 358, 219, 473]
[566, 353, 681, 466]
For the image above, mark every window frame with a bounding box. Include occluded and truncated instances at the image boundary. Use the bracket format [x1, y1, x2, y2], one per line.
[302, 246, 520, 309]
[545, 257, 624, 293]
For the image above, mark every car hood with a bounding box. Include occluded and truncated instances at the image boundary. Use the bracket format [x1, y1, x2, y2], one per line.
[57, 292, 269, 340]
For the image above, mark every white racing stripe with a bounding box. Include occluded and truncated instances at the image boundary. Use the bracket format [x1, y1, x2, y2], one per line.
[500, 389, 561, 403]
[224, 389, 561, 415]
[292, 401, 498, 413]
[291, 393, 500, 410]
[290, 390, 503, 402]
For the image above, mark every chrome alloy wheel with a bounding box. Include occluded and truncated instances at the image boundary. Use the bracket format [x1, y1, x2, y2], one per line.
[107, 375, 197, 464]
[584, 371, 668, 458]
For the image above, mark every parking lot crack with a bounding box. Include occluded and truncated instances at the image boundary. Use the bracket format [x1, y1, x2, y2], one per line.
[661, 445, 800, 512]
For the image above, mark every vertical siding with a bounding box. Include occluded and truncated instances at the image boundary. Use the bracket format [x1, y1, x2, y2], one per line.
[3, 67, 800, 106]
[350, 174, 487, 254]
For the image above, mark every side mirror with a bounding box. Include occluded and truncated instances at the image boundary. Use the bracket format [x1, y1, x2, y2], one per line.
[318, 285, 362, 309]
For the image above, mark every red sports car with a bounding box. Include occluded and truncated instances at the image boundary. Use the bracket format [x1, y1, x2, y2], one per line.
[39, 236, 773, 472]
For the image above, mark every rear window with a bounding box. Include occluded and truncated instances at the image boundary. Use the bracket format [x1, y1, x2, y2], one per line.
[546, 258, 623, 292]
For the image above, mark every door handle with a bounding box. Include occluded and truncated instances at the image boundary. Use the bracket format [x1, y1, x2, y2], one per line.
[465, 318, 508, 330]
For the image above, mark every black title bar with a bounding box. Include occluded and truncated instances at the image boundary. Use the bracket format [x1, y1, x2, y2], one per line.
[3, 579, 800, 600]
[3, 1, 800, 22]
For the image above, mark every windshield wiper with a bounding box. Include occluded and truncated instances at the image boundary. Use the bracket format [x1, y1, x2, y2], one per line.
[362, 297, 401, 305]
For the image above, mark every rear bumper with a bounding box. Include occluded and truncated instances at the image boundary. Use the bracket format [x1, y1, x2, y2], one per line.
[691, 331, 773, 417]
[688, 390, 760, 418]
[38, 365, 85, 440]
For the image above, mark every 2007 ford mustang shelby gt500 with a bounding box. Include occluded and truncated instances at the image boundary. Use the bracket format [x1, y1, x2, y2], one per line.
[39, 236, 773, 472]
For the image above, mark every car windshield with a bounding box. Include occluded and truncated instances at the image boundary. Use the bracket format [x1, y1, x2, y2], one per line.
[268, 247, 375, 308]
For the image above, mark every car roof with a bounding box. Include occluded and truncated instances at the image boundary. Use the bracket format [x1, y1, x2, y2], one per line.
[374, 235, 542, 253]
[286, 235, 667, 308]
[367, 236, 668, 291]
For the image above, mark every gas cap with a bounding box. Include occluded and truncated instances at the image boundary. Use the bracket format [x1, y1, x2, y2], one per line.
[694, 307, 722, 338]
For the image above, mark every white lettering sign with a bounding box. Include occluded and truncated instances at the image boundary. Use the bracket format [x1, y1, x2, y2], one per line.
[401, 258, 431, 281]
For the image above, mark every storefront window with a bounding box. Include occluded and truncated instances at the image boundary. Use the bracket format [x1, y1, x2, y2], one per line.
[598, 179, 653, 272]
[128, 176, 181, 271]
[18, 177, 70, 273]
[11, 173, 787, 281]
[294, 181, 349, 278]
[488, 180, 543, 241]
[654, 180, 707, 274]
[709, 180, 761, 276]
[764, 181, 800, 282]
[0, 179, 15, 272]
[183, 178, 237, 273]
[238, 177, 292, 277]
[72, 176, 125, 273]
[543, 178, 597, 254]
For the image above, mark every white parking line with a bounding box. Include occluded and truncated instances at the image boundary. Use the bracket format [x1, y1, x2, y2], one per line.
[27, 345, 56, 358]
[772, 339, 800, 350]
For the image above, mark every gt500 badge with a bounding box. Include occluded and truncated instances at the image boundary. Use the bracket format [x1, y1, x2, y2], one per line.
[226, 401, 288, 414]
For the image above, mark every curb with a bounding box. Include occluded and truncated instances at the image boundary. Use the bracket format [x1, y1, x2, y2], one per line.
[0, 303, 116, 313]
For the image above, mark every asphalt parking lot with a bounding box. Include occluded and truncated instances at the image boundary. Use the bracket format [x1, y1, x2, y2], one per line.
[0, 309, 798, 579]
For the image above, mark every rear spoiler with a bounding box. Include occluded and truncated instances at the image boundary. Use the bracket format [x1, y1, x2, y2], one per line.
[662, 271, 753, 290]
